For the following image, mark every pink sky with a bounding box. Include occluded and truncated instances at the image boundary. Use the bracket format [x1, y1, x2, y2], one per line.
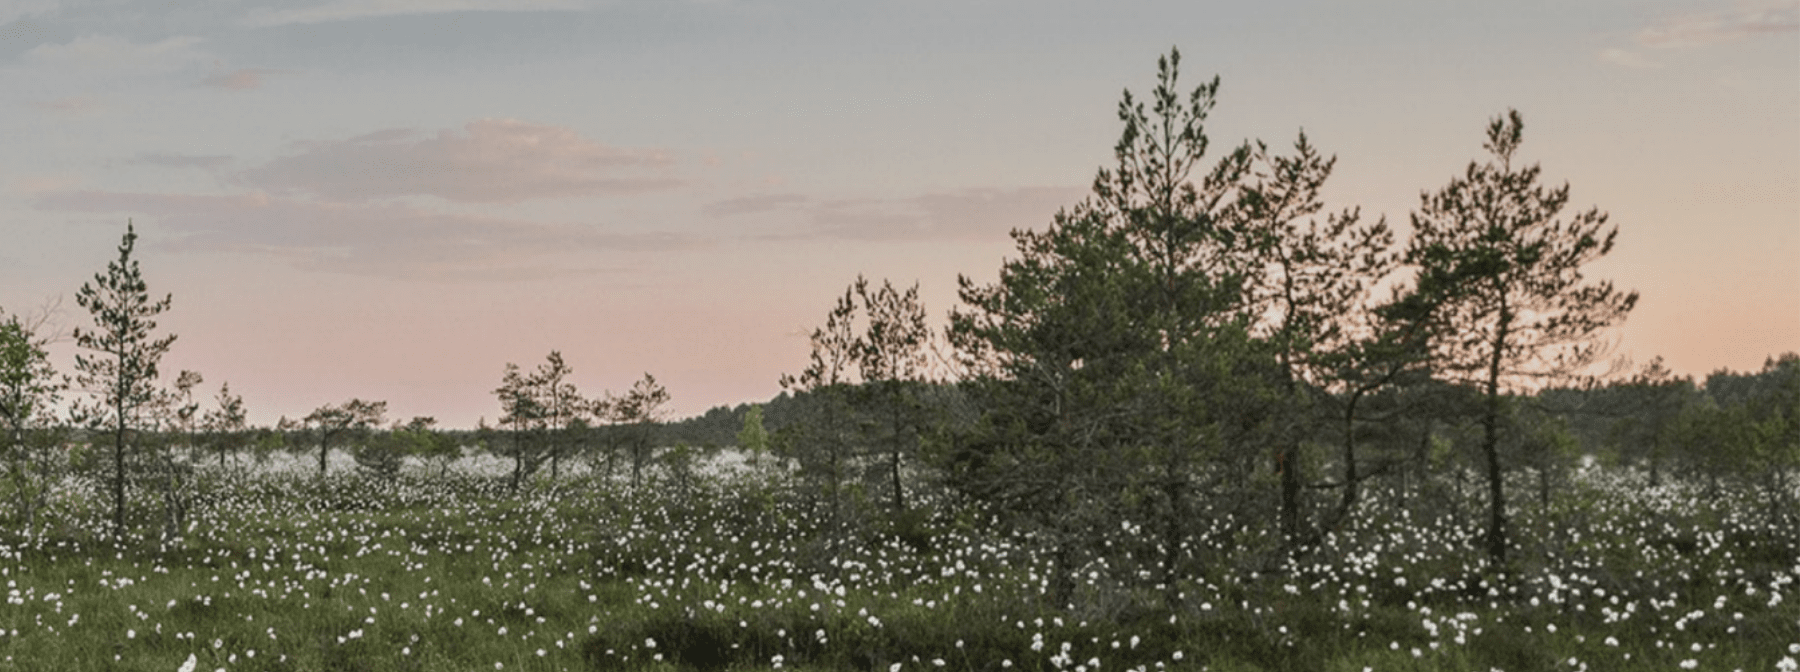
[3, 1, 1795, 427]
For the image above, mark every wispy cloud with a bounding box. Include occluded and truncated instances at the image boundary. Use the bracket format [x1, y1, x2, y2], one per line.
[239, 119, 680, 204]
[702, 193, 808, 218]
[22, 34, 205, 72]
[243, 0, 584, 27]
[1637, 1, 1799, 48]
[9, 175, 81, 195]
[753, 186, 1085, 242]
[33, 189, 706, 280]
[131, 152, 232, 169]
[24, 95, 101, 115]
[201, 68, 285, 91]
[1598, 48, 1660, 69]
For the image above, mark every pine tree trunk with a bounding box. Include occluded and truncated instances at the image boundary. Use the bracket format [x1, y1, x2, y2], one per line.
[1538, 467, 1550, 509]
[1482, 323, 1509, 568]
[1338, 395, 1361, 524]
[1050, 534, 1078, 611]
[1279, 442, 1301, 542]
[113, 419, 126, 536]
[1161, 465, 1186, 611]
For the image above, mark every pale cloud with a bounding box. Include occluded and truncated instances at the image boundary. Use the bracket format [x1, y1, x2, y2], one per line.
[240, 119, 680, 204]
[9, 175, 81, 195]
[201, 67, 283, 91]
[0, 2, 60, 28]
[34, 189, 705, 280]
[22, 34, 205, 72]
[702, 193, 807, 218]
[243, 0, 585, 27]
[910, 187, 1087, 238]
[131, 152, 232, 169]
[1598, 48, 1660, 69]
[1637, 1, 1799, 48]
[24, 95, 101, 115]
[762, 186, 1085, 242]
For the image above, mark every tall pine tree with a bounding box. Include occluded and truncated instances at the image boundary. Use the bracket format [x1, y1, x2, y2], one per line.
[1405, 110, 1638, 567]
[949, 48, 1272, 608]
[72, 221, 178, 536]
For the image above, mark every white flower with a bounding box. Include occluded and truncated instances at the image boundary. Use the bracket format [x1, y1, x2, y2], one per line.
[1678, 660, 1697, 670]
[177, 654, 197, 672]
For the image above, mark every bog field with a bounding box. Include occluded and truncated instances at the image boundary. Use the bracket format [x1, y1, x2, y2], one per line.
[0, 454, 1794, 672]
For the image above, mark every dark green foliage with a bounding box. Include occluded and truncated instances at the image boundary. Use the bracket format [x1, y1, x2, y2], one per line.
[200, 381, 248, 469]
[355, 416, 441, 481]
[302, 398, 387, 479]
[490, 353, 598, 489]
[71, 220, 179, 536]
[0, 306, 66, 528]
[737, 403, 770, 466]
[616, 372, 671, 488]
[947, 47, 1277, 607]
[1404, 109, 1639, 567]
[492, 361, 548, 489]
[1238, 129, 1401, 543]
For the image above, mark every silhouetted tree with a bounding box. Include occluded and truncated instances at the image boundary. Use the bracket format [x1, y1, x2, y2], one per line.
[531, 351, 586, 481]
[494, 362, 546, 491]
[302, 399, 388, 478]
[949, 48, 1270, 609]
[1238, 130, 1398, 543]
[852, 276, 932, 515]
[1405, 109, 1638, 567]
[359, 416, 441, 481]
[148, 369, 204, 540]
[402, 416, 461, 479]
[780, 286, 860, 536]
[201, 382, 248, 469]
[618, 373, 671, 489]
[71, 221, 178, 535]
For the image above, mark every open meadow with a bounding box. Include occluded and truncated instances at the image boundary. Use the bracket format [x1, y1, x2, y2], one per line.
[0, 453, 1794, 672]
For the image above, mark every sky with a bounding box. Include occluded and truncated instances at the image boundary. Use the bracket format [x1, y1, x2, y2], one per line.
[2, 0, 1796, 429]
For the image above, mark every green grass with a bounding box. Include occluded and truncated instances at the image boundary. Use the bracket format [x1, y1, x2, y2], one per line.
[0, 461, 1794, 671]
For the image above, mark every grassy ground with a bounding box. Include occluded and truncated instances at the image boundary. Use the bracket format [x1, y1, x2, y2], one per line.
[0, 457, 1794, 671]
